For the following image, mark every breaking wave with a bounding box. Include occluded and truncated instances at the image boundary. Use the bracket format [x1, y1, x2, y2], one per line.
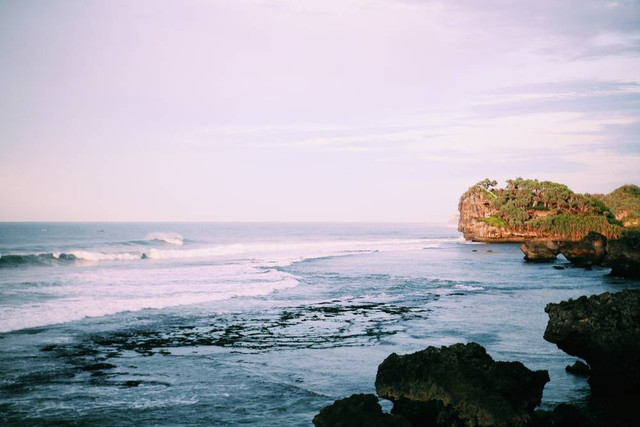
[144, 232, 184, 246]
[0, 237, 463, 269]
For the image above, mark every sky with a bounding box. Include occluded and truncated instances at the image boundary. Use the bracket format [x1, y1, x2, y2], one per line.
[0, 0, 639, 222]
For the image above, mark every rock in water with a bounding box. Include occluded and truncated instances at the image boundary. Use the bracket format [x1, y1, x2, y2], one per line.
[533, 403, 594, 427]
[558, 232, 607, 267]
[565, 361, 590, 377]
[312, 394, 410, 427]
[375, 342, 549, 427]
[544, 290, 640, 395]
[521, 240, 560, 262]
[604, 230, 640, 278]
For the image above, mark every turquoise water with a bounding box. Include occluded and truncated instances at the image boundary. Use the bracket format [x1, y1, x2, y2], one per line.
[0, 223, 638, 425]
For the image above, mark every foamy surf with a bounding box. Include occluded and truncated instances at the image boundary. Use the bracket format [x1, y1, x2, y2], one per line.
[0, 226, 462, 332]
[0, 265, 299, 333]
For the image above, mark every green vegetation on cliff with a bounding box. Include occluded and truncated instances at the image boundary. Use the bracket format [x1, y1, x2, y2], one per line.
[596, 185, 640, 229]
[463, 178, 629, 239]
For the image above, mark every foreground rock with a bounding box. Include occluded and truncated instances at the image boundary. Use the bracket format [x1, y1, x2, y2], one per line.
[312, 394, 409, 427]
[557, 232, 607, 267]
[604, 230, 640, 278]
[544, 290, 640, 395]
[533, 403, 594, 427]
[375, 342, 549, 426]
[521, 240, 560, 262]
[565, 361, 590, 377]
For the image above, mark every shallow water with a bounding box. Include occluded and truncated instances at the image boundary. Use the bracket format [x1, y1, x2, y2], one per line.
[1, 223, 638, 425]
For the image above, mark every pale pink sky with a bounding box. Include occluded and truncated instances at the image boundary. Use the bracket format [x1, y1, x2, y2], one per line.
[1, 0, 639, 221]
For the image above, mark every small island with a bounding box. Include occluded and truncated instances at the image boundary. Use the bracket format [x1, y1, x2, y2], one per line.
[458, 178, 640, 275]
[458, 178, 640, 242]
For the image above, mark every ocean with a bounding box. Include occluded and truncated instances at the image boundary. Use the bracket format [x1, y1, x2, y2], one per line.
[0, 222, 637, 425]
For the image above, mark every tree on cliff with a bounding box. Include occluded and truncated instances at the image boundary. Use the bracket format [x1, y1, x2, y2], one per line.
[476, 178, 498, 190]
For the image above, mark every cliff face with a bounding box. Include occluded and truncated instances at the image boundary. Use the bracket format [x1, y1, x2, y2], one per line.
[457, 187, 554, 242]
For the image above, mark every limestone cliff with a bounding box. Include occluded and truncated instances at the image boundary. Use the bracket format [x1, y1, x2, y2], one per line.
[458, 178, 624, 243]
[457, 186, 553, 242]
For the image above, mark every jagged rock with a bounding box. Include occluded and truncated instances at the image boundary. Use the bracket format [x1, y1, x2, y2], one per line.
[312, 394, 410, 427]
[544, 290, 640, 395]
[565, 361, 590, 377]
[375, 342, 549, 426]
[533, 403, 594, 427]
[558, 232, 607, 267]
[521, 240, 560, 262]
[603, 230, 640, 278]
[389, 398, 462, 426]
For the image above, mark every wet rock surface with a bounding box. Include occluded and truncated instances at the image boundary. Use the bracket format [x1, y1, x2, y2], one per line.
[375, 342, 550, 426]
[544, 290, 640, 395]
[565, 361, 590, 377]
[521, 240, 560, 262]
[557, 232, 607, 267]
[312, 394, 410, 427]
[533, 403, 594, 427]
[519, 231, 640, 278]
[604, 230, 640, 278]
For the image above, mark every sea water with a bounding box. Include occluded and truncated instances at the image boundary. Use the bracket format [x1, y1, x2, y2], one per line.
[0, 223, 638, 425]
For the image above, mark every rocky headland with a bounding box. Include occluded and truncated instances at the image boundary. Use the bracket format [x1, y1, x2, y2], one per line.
[457, 178, 630, 243]
[458, 178, 640, 277]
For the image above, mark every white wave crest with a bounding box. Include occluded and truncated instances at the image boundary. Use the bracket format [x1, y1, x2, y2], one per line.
[69, 250, 142, 261]
[453, 284, 484, 291]
[145, 232, 184, 246]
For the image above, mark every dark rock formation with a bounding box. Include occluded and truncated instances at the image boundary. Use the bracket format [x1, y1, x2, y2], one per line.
[375, 342, 549, 426]
[604, 230, 640, 278]
[565, 361, 590, 377]
[518, 230, 640, 277]
[521, 240, 560, 262]
[557, 232, 607, 267]
[312, 394, 409, 427]
[388, 398, 462, 426]
[544, 290, 640, 395]
[533, 403, 594, 427]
